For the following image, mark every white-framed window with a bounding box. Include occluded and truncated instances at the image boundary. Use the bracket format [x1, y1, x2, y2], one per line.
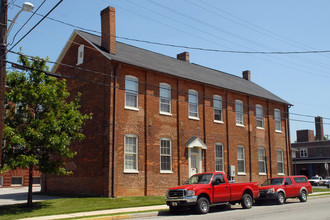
[0, 176, 3, 186]
[159, 83, 171, 115]
[277, 149, 284, 174]
[11, 177, 23, 186]
[215, 143, 224, 171]
[125, 75, 138, 110]
[213, 95, 223, 122]
[256, 104, 264, 128]
[258, 147, 266, 174]
[300, 148, 308, 158]
[77, 44, 84, 65]
[237, 145, 245, 174]
[33, 177, 41, 185]
[188, 89, 199, 119]
[274, 109, 281, 132]
[160, 138, 172, 172]
[124, 135, 138, 173]
[235, 100, 243, 126]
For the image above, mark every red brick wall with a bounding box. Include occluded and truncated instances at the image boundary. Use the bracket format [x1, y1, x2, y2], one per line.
[0, 169, 41, 187]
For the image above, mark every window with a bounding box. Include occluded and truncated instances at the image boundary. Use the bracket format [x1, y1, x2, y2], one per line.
[215, 143, 224, 171]
[159, 83, 171, 114]
[11, 177, 23, 186]
[33, 177, 41, 185]
[213, 95, 222, 122]
[160, 138, 172, 172]
[125, 76, 138, 109]
[188, 89, 198, 119]
[285, 178, 292, 185]
[0, 176, 3, 186]
[213, 174, 225, 184]
[300, 148, 308, 158]
[274, 109, 281, 131]
[124, 135, 138, 172]
[277, 150, 284, 174]
[256, 105, 263, 128]
[237, 146, 245, 174]
[235, 100, 243, 125]
[258, 148, 266, 174]
[315, 148, 323, 157]
[294, 177, 308, 183]
[77, 44, 84, 65]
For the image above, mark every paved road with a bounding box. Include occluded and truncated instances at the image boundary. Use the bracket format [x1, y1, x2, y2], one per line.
[141, 196, 330, 220]
[0, 187, 62, 206]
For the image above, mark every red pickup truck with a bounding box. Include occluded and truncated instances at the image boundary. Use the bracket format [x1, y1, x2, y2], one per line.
[165, 172, 259, 214]
[255, 175, 312, 205]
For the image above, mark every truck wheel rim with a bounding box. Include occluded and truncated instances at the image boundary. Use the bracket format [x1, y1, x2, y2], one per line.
[201, 201, 208, 211]
[279, 194, 284, 203]
[302, 192, 306, 200]
[246, 196, 252, 207]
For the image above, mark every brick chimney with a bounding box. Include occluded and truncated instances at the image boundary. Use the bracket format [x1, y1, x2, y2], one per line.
[315, 116, 324, 141]
[177, 52, 189, 62]
[296, 130, 314, 142]
[242, 70, 251, 80]
[101, 7, 116, 54]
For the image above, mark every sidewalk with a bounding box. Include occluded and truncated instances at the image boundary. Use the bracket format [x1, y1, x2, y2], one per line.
[20, 205, 169, 220]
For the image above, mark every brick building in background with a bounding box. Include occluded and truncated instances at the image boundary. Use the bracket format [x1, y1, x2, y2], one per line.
[45, 6, 292, 197]
[292, 117, 330, 178]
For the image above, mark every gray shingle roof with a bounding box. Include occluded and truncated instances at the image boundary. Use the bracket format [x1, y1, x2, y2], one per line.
[76, 30, 290, 105]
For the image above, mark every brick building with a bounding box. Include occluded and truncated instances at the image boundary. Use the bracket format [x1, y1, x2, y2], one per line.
[0, 169, 41, 187]
[45, 6, 292, 197]
[292, 117, 330, 178]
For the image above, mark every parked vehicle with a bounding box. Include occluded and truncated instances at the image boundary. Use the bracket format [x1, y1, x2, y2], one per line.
[324, 177, 330, 188]
[309, 176, 325, 186]
[256, 176, 312, 205]
[165, 172, 259, 214]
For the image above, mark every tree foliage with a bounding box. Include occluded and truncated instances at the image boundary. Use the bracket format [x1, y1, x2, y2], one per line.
[1, 54, 91, 177]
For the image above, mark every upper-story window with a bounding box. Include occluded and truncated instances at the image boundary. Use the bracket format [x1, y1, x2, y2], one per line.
[77, 45, 84, 65]
[159, 83, 171, 115]
[300, 148, 308, 157]
[237, 145, 245, 174]
[188, 89, 199, 119]
[215, 143, 224, 171]
[277, 149, 284, 174]
[160, 138, 172, 172]
[125, 75, 138, 110]
[235, 100, 243, 126]
[274, 109, 281, 132]
[256, 104, 264, 128]
[258, 147, 266, 174]
[213, 95, 222, 122]
[124, 134, 138, 173]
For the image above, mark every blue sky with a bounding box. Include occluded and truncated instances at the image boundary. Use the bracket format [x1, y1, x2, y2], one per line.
[6, 0, 330, 142]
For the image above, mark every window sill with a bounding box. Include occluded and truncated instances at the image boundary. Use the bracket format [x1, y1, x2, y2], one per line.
[189, 116, 200, 121]
[257, 127, 265, 130]
[259, 173, 267, 176]
[278, 173, 285, 176]
[275, 130, 282, 133]
[160, 170, 173, 174]
[214, 120, 224, 124]
[125, 106, 139, 111]
[160, 112, 172, 117]
[124, 170, 139, 174]
[236, 123, 245, 128]
[237, 172, 246, 176]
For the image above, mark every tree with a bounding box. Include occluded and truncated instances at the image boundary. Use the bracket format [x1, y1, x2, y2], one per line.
[1, 54, 91, 207]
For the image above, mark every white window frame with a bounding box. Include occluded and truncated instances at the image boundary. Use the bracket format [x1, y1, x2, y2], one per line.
[0, 176, 3, 186]
[77, 44, 84, 65]
[160, 138, 172, 173]
[277, 149, 284, 175]
[258, 147, 266, 175]
[274, 109, 281, 132]
[11, 176, 23, 186]
[215, 143, 224, 171]
[124, 135, 138, 173]
[125, 75, 139, 111]
[159, 83, 172, 115]
[256, 104, 264, 129]
[213, 95, 223, 123]
[300, 148, 308, 158]
[188, 89, 199, 120]
[235, 100, 244, 126]
[237, 145, 246, 174]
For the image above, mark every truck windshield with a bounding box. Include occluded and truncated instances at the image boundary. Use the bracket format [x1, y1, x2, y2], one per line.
[262, 178, 284, 186]
[184, 174, 213, 185]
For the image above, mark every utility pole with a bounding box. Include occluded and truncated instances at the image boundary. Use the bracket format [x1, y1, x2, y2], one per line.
[0, 0, 8, 166]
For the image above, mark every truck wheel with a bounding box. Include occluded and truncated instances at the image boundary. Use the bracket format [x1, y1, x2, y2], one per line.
[299, 190, 307, 202]
[276, 192, 285, 205]
[196, 197, 209, 214]
[241, 194, 253, 209]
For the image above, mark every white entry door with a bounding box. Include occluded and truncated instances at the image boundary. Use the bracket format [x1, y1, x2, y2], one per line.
[189, 147, 202, 177]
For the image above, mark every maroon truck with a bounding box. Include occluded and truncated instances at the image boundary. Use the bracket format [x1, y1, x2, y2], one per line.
[256, 175, 312, 205]
[165, 172, 259, 214]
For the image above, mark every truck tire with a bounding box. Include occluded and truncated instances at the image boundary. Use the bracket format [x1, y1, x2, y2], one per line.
[298, 190, 307, 202]
[276, 192, 285, 205]
[196, 197, 209, 214]
[241, 194, 253, 209]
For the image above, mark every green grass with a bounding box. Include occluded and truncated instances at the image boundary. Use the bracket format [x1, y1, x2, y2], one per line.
[312, 187, 330, 193]
[0, 195, 165, 220]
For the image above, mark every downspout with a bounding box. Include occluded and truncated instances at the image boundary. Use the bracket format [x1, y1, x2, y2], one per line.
[267, 100, 272, 178]
[144, 71, 148, 196]
[111, 63, 118, 198]
[247, 97, 252, 182]
[225, 91, 230, 174]
[177, 78, 181, 185]
[203, 84, 206, 172]
[286, 105, 292, 175]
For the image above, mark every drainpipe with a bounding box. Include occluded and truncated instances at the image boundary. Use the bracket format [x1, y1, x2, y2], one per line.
[225, 91, 230, 174]
[247, 97, 252, 182]
[177, 78, 181, 185]
[267, 100, 272, 178]
[111, 63, 118, 198]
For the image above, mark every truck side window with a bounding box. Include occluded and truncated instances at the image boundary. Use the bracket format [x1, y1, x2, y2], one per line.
[213, 174, 225, 184]
[285, 178, 292, 185]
